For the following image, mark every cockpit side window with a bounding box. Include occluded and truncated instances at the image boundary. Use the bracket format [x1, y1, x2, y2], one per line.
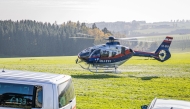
[91, 49, 95, 53]
[101, 50, 109, 57]
[90, 49, 100, 58]
[112, 52, 116, 57]
[121, 47, 125, 55]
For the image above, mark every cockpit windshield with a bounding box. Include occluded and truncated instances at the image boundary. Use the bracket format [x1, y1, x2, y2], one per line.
[90, 49, 100, 58]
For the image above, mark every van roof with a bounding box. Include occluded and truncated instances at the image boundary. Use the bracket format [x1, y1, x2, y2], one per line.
[0, 69, 70, 84]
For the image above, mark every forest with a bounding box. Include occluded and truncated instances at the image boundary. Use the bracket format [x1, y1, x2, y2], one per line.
[1, 20, 190, 57]
[0, 20, 111, 57]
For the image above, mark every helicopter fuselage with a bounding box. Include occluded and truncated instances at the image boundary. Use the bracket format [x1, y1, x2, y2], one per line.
[76, 36, 173, 72]
[77, 41, 134, 68]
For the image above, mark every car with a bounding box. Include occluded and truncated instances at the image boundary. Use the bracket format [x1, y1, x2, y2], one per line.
[0, 69, 76, 109]
[141, 98, 190, 109]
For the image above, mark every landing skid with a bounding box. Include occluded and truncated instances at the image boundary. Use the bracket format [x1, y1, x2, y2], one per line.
[78, 63, 120, 73]
[88, 68, 121, 73]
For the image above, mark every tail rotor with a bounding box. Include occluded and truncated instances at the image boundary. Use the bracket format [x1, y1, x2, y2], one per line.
[156, 49, 171, 62]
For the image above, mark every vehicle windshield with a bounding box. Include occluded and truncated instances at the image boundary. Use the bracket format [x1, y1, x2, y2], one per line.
[58, 79, 75, 108]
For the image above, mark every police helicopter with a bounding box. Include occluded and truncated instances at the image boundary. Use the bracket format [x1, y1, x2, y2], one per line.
[75, 36, 173, 73]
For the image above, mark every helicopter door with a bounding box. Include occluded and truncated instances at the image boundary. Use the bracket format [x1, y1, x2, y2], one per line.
[121, 47, 125, 55]
[100, 50, 109, 58]
[112, 51, 116, 57]
[108, 51, 112, 57]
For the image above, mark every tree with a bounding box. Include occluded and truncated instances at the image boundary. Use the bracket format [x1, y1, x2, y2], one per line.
[77, 21, 80, 28]
[102, 27, 112, 35]
[81, 22, 86, 28]
[0, 20, 112, 56]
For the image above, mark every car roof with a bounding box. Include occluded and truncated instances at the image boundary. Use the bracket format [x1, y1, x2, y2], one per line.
[0, 69, 70, 84]
[150, 98, 190, 109]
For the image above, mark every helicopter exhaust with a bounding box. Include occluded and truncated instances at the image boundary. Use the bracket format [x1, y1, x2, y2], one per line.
[129, 49, 134, 53]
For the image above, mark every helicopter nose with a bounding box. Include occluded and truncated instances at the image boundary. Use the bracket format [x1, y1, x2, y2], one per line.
[78, 53, 80, 57]
[78, 52, 89, 61]
[78, 53, 82, 59]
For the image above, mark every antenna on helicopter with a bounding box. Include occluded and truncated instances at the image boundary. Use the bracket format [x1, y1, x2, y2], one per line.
[2, 66, 5, 72]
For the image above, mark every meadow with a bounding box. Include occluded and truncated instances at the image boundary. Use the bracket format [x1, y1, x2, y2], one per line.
[0, 53, 190, 109]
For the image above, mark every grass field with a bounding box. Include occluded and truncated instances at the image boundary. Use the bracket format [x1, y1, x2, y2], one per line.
[0, 53, 190, 109]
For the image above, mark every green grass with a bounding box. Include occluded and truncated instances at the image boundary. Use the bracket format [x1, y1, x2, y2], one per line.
[0, 53, 190, 109]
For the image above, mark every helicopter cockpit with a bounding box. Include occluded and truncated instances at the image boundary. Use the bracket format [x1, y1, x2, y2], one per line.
[90, 49, 101, 58]
[78, 36, 130, 61]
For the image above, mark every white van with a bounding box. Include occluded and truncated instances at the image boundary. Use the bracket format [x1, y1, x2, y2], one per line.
[0, 69, 76, 109]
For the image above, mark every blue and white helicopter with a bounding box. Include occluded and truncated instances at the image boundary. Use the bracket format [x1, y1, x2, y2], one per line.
[76, 36, 173, 72]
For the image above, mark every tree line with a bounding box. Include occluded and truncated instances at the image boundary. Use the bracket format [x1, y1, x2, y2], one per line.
[0, 20, 112, 57]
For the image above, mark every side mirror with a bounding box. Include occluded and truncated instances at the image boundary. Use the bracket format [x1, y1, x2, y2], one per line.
[141, 105, 148, 109]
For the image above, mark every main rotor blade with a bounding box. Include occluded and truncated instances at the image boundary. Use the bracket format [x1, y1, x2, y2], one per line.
[124, 39, 155, 42]
[118, 36, 146, 40]
[69, 37, 94, 39]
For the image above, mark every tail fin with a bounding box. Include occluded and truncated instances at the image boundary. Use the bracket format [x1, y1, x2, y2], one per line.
[155, 36, 173, 53]
[154, 36, 173, 62]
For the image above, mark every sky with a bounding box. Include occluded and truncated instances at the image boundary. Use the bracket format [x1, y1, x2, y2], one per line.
[0, 0, 190, 24]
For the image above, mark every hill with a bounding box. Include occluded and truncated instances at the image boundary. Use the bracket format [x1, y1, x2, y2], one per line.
[86, 20, 190, 36]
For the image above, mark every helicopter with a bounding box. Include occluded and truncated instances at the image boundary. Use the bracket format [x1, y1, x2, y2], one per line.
[75, 36, 173, 73]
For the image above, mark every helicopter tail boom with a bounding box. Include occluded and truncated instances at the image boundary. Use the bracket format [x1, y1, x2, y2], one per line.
[134, 36, 173, 62]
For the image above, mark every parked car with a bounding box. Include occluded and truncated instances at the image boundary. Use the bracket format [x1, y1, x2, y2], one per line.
[141, 98, 190, 109]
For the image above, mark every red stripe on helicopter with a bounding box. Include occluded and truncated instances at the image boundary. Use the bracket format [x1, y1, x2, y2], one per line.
[100, 50, 131, 59]
[134, 51, 155, 55]
[166, 36, 173, 39]
[163, 36, 173, 43]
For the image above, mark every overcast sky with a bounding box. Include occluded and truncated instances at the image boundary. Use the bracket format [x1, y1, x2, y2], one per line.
[0, 0, 189, 24]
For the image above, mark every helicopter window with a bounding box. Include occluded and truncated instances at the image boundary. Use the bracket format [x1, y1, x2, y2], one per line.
[101, 51, 109, 57]
[121, 47, 125, 55]
[91, 49, 100, 58]
[91, 49, 95, 53]
[112, 52, 116, 57]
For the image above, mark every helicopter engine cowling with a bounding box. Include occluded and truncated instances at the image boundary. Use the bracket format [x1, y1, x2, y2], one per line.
[154, 50, 171, 62]
[129, 49, 134, 53]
